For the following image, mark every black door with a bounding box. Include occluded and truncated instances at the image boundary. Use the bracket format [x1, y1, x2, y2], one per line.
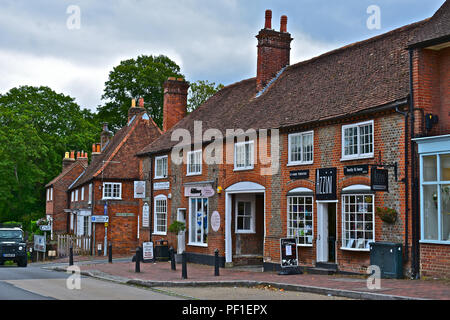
[328, 203, 336, 263]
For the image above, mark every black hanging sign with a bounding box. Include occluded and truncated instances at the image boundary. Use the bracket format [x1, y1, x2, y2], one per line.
[344, 164, 369, 176]
[371, 168, 389, 192]
[316, 168, 337, 201]
[290, 170, 310, 180]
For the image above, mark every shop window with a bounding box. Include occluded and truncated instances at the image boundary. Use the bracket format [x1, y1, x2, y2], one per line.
[189, 197, 208, 246]
[288, 131, 314, 165]
[287, 196, 313, 245]
[342, 194, 374, 250]
[102, 183, 122, 200]
[234, 141, 254, 171]
[155, 155, 168, 179]
[187, 150, 202, 176]
[154, 195, 167, 235]
[342, 120, 374, 160]
[421, 153, 450, 242]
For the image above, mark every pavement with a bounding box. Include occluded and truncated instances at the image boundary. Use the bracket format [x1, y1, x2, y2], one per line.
[39, 255, 450, 300]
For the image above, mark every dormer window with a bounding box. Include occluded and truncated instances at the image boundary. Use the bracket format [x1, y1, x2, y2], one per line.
[155, 155, 168, 179]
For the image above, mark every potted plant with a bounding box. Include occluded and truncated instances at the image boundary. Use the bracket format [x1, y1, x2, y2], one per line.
[168, 221, 186, 263]
[375, 207, 398, 224]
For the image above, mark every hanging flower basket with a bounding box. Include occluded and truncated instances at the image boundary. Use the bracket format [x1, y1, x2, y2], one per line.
[376, 207, 398, 224]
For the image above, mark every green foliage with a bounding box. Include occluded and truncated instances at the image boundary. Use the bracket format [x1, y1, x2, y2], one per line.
[168, 221, 186, 234]
[98, 55, 184, 130]
[187, 80, 224, 113]
[0, 86, 99, 224]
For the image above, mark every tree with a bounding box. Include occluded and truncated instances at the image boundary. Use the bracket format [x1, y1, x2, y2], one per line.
[0, 86, 99, 223]
[187, 80, 224, 113]
[98, 55, 184, 131]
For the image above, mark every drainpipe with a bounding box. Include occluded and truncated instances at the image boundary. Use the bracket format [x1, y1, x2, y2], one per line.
[395, 105, 409, 263]
[149, 155, 153, 243]
[409, 48, 420, 279]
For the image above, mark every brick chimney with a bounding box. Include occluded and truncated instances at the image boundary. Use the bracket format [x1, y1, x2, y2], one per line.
[100, 123, 113, 151]
[128, 98, 146, 123]
[62, 151, 75, 171]
[76, 151, 89, 167]
[91, 143, 102, 163]
[256, 10, 293, 92]
[163, 77, 189, 132]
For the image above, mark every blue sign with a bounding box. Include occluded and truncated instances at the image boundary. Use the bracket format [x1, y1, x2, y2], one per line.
[104, 202, 108, 215]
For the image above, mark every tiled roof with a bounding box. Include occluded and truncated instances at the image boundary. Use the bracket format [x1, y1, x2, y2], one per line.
[138, 18, 428, 156]
[410, 0, 450, 47]
[45, 161, 87, 188]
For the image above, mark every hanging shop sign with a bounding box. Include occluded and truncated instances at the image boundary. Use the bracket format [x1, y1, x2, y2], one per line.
[316, 168, 337, 201]
[91, 216, 109, 223]
[134, 181, 146, 198]
[280, 238, 298, 268]
[371, 168, 389, 192]
[344, 164, 369, 176]
[142, 242, 154, 262]
[211, 211, 221, 232]
[142, 203, 150, 228]
[184, 185, 215, 198]
[39, 225, 51, 231]
[153, 182, 170, 190]
[290, 170, 310, 180]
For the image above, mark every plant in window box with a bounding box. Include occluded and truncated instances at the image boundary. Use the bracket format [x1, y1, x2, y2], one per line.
[375, 207, 398, 224]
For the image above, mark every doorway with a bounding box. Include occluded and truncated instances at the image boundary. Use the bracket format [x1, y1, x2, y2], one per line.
[316, 202, 337, 263]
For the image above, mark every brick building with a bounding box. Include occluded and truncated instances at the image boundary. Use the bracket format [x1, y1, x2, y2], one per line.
[136, 2, 449, 278]
[45, 151, 88, 238]
[60, 99, 161, 254]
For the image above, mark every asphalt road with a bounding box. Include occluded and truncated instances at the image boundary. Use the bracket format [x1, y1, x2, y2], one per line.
[0, 264, 181, 300]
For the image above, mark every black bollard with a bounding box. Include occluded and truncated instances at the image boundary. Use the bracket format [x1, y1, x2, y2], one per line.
[135, 247, 140, 273]
[214, 249, 220, 276]
[170, 247, 176, 271]
[181, 251, 187, 279]
[69, 246, 73, 266]
[108, 243, 112, 263]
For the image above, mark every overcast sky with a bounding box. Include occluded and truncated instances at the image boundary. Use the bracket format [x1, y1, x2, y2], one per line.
[0, 0, 445, 111]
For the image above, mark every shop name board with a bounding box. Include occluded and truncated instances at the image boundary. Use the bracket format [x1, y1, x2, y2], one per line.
[184, 185, 215, 198]
[316, 168, 337, 201]
[290, 170, 310, 180]
[371, 168, 389, 192]
[344, 165, 369, 176]
[153, 182, 170, 190]
[116, 213, 135, 217]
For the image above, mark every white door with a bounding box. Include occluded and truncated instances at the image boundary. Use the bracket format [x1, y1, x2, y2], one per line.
[316, 203, 328, 263]
[177, 209, 186, 254]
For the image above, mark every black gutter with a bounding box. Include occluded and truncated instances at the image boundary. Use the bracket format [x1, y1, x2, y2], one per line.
[395, 104, 409, 263]
[409, 48, 420, 279]
[408, 34, 450, 50]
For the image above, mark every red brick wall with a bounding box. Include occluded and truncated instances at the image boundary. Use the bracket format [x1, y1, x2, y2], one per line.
[420, 243, 450, 278]
[163, 79, 189, 132]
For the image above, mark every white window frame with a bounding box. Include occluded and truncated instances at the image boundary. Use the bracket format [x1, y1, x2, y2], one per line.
[420, 152, 450, 244]
[235, 195, 256, 234]
[71, 191, 74, 203]
[153, 195, 168, 235]
[50, 188, 53, 201]
[341, 193, 375, 252]
[154, 155, 168, 179]
[188, 197, 209, 247]
[234, 141, 254, 171]
[102, 182, 122, 200]
[47, 189, 50, 201]
[341, 120, 374, 161]
[81, 187, 85, 201]
[287, 195, 314, 246]
[187, 150, 202, 176]
[75, 189, 79, 202]
[88, 184, 92, 204]
[288, 131, 314, 166]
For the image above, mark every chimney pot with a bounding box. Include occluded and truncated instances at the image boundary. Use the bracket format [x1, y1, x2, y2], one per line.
[138, 98, 144, 107]
[265, 10, 272, 29]
[131, 99, 136, 108]
[280, 15, 288, 32]
[168, 77, 176, 81]
[70, 151, 75, 159]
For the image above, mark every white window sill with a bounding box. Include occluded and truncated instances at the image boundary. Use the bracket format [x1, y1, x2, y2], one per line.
[154, 176, 168, 180]
[340, 155, 374, 162]
[233, 167, 254, 172]
[153, 232, 167, 236]
[420, 240, 450, 245]
[186, 172, 202, 177]
[188, 242, 208, 248]
[287, 162, 313, 167]
[102, 198, 122, 201]
[235, 230, 256, 234]
[297, 244, 313, 247]
[340, 247, 370, 252]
